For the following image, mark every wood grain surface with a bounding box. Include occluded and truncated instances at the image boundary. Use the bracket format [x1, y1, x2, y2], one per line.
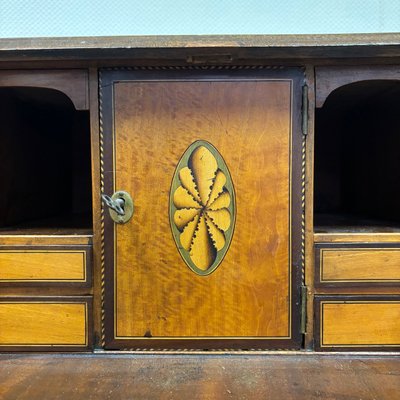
[114, 80, 291, 338]
[88, 67, 103, 348]
[317, 298, 400, 349]
[320, 248, 400, 282]
[304, 65, 315, 349]
[0, 234, 92, 246]
[0, 250, 86, 282]
[315, 66, 400, 107]
[2, 33, 400, 64]
[0, 70, 88, 110]
[1, 354, 400, 400]
[101, 69, 303, 348]
[0, 298, 89, 348]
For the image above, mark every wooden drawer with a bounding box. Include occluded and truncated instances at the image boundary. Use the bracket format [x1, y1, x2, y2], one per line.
[315, 243, 400, 287]
[0, 246, 92, 286]
[315, 296, 400, 351]
[0, 297, 92, 351]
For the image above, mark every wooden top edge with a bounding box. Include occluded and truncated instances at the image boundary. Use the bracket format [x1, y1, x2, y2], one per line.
[1, 33, 400, 51]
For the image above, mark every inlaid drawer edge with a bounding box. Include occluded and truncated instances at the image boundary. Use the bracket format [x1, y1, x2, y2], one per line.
[314, 295, 400, 351]
[0, 245, 92, 287]
[0, 296, 93, 351]
[315, 243, 400, 287]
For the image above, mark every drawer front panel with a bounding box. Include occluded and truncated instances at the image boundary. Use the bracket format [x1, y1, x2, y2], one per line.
[315, 296, 400, 351]
[315, 243, 400, 286]
[0, 246, 92, 286]
[0, 297, 92, 351]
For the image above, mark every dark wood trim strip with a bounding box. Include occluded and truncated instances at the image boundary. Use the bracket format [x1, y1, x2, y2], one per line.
[105, 338, 302, 351]
[1, 34, 400, 63]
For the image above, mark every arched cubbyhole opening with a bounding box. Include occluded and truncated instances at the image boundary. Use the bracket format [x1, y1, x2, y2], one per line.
[0, 87, 92, 233]
[314, 80, 400, 233]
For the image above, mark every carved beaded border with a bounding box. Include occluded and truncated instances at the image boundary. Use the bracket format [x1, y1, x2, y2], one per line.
[99, 65, 306, 351]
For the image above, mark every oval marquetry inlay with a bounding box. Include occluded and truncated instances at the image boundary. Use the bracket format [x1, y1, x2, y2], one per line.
[170, 140, 235, 276]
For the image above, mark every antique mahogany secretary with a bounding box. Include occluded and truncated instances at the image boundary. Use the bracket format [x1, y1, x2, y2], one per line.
[0, 34, 400, 352]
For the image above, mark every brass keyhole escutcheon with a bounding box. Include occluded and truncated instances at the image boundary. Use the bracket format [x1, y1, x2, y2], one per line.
[102, 191, 134, 224]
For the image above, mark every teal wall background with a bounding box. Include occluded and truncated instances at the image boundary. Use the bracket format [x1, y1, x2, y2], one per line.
[0, 0, 399, 38]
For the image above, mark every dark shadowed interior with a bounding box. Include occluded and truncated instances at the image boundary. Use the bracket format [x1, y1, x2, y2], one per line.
[0, 87, 92, 233]
[314, 80, 400, 233]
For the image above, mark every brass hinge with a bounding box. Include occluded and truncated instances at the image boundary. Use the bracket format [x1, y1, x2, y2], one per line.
[302, 84, 309, 136]
[300, 285, 308, 334]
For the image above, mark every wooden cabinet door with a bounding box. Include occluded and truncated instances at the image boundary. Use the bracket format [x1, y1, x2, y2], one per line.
[100, 67, 304, 349]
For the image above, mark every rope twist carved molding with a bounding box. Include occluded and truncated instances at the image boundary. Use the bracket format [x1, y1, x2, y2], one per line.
[99, 70, 106, 348]
[103, 65, 287, 71]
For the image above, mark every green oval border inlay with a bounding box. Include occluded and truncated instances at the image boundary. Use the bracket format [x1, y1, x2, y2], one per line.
[169, 140, 236, 276]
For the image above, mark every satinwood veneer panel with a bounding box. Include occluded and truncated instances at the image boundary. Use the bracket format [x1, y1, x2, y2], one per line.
[315, 243, 400, 287]
[315, 296, 400, 351]
[0, 246, 92, 286]
[100, 68, 303, 349]
[0, 296, 92, 351]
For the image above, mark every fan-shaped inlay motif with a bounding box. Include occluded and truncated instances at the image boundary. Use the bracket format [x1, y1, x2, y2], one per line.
[170, 140, 235, 275]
